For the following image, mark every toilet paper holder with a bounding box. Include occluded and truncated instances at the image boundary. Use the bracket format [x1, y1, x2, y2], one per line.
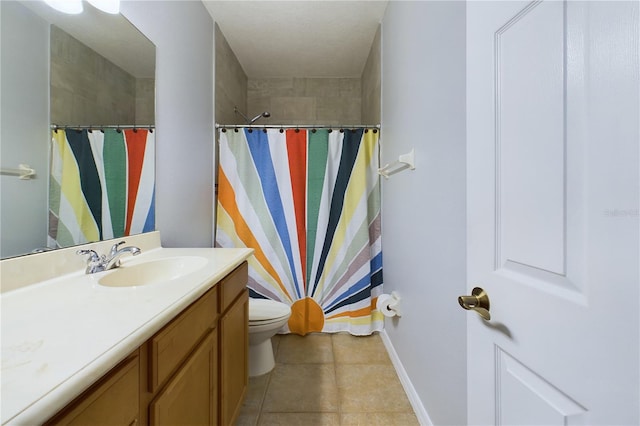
[377, 291, 402, 317]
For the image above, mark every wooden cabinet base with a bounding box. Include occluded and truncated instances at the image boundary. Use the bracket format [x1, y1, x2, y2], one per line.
[46, 262, 249, 426]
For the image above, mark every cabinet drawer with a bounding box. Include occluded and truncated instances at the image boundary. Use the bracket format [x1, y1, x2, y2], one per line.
[220, 262, 248, 313]
[46, 354, 139, 425]
[149, 287, 218, 392]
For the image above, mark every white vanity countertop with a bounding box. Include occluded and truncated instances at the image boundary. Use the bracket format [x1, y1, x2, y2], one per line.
[0, 245, 253, 425]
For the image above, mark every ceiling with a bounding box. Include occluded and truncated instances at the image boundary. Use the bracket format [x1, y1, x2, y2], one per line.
[20, 1, 387, 80]
[203, 1, 389, 78]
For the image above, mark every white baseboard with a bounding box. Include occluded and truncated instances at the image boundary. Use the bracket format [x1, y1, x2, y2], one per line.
[379, 329, 433, 426]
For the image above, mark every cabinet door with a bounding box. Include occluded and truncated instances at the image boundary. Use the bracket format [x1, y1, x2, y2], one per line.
[220, 289, 248, 426]
[46, 354, 139, 426]
[150, 331, 218, 425]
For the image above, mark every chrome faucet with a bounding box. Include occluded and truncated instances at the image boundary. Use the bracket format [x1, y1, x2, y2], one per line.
[77, 241, 141, 274]
[105, 241, 141, 270]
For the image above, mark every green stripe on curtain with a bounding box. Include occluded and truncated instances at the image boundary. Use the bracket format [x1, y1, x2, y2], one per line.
[103, 129, 127, 238]
[306, 129, 329, 289]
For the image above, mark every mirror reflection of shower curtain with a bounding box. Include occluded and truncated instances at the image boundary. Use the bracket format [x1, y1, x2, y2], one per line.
[216, 128, 383, 336]
[48, 128, 155, 248]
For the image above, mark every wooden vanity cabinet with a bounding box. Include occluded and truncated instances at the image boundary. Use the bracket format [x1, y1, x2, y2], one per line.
[146, 261, 249, 426]
[45, 353, 140, 426]
[146, 284, 219, 425]
[46, 261, 249, 426]
[219, 262, 249, 426]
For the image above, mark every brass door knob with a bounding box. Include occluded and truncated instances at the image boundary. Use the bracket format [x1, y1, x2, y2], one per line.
[458, 287, 491, 320]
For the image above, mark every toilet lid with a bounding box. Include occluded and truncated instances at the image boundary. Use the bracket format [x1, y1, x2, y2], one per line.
[249, 298, 291, 322]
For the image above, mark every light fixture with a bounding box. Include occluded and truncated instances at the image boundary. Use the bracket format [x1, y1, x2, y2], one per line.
[44, 0, 83, 14]
[43, 0, 120, 15]
[86, 0, 120, 14]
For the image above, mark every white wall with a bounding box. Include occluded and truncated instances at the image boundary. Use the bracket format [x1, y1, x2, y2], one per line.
[380, 2, 467, 424]
[121, 0, 215, 248]
[0, 2, 50, 258]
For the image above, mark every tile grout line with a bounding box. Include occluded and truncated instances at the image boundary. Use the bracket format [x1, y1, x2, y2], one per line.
[331, 333, 343, 425]
[254, 336, 279, 426]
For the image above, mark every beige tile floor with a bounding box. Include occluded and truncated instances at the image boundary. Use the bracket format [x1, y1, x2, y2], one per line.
[236, 333, 419, 426]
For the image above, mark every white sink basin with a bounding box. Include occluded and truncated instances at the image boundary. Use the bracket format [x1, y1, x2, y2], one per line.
[98, 256, 208, 287]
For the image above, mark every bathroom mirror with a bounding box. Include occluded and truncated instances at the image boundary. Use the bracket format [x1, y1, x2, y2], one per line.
[0, 1, 156, 259]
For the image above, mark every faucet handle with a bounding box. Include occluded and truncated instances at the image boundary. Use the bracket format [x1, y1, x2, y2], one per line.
[76, 249, 100, 262]
[110, 241, 126, 256]
[77, 249, 106, 274]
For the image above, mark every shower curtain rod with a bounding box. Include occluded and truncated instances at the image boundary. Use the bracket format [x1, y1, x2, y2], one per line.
[51, 124, 154, 131]
[216, 124, 380, 130]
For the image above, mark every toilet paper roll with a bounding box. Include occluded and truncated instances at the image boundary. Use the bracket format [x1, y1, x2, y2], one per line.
[376, 293, 401, 317]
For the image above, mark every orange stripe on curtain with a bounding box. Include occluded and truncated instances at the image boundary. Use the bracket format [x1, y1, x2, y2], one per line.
[124, 130, 147, 235]
[285, 130, 307, 293]
[325, 297, 377, 320]
[218, 169, 290, 298]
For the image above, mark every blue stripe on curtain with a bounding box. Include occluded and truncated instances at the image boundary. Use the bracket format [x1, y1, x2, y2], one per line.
[245, 129, 303, 298]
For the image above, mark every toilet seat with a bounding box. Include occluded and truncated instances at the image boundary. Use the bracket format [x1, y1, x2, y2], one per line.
[249, 299, 291, 323]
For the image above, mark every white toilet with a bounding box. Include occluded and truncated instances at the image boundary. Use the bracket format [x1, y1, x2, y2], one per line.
[248, 298, 291, 377]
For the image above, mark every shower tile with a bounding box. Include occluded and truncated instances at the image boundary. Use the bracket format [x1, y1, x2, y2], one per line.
[276, 334, 334, 364]
[338, 78, 362, 97]
[335, 364, 413, 413]
[262, 364, 338, 413]
[258, 412, 340, 426]
[332, 333, 391, 365]
[340, 412, 420, 425]
[304, 78, 341, 97]
[248, 78, 295, 97]
[271, 97, 316, 122]
[316, 97, 361, 124]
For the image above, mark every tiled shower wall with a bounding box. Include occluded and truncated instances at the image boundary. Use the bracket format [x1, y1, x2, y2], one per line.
[215, 24, 380, 127]
[215, 24, 248, 125]
[361, 25, 381, 125]
[50, 26, 154, 125]
[135, 78, 155, 125]
[247, 77, 362, 126]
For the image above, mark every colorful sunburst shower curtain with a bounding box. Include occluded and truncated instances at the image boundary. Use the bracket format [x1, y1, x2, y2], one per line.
[216, 128, 383, 336]
[48, 128, 155, 248]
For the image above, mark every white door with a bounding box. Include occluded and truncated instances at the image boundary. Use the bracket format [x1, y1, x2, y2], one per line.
[466, 1, 639, 425]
